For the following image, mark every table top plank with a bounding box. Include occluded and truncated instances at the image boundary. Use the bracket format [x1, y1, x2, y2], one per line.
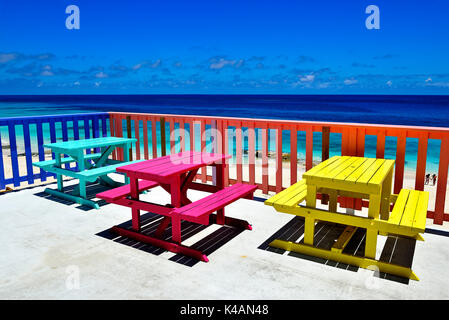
[367, 159, 395, 186]
[118, 151, 196, 172]
[303, 155, 395, 195]
[301, 156, 340, 177]
[116, 151, 231, 179]
[333, 157, 369, 181]
[325, 157, 362, 180]
[44, 137, 136, 153]
[355, 159, 385, 184]
[308, 156, 352, 180]
[344, 158, 377, 183]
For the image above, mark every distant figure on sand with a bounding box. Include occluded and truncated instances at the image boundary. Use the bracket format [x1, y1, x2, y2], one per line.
[432, 174, 437, 186]
[425, 173, 430, 185]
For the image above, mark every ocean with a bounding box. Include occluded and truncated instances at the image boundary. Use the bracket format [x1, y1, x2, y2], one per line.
[0, 94, 448, 173]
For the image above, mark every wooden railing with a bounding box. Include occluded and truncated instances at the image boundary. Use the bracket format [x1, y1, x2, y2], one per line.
[109, 111, 449, 225]
[0, 113, 109, 189]
[1, 111, 447, 225]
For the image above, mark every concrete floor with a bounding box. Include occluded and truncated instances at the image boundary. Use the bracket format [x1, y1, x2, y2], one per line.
[1, 175, 449, 300]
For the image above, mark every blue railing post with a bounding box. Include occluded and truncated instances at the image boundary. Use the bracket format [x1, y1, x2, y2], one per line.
[0, 112, 110, 190]
[0, 131, 5, 190]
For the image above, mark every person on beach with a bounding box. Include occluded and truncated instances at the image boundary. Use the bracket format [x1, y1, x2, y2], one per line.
[432, 174, 437, 186]
[425, 173, 430, 185]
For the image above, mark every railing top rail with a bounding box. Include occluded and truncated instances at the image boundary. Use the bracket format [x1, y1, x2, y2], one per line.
[109, 111, 449, 135]
[0, 112, 109, 125]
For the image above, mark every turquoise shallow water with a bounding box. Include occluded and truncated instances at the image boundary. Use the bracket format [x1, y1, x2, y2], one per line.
[0, 94, 447, 174]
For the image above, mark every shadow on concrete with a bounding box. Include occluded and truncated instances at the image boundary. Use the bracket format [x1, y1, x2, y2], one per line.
[33, 182, 112, 211]
[258, 216, 417, 284]
[96, 211, 245, 267]
[425, 227, 449, 238]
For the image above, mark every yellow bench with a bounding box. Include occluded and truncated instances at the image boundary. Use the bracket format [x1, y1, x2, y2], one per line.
[264, 180, 429, 280]
[264, 179, 308, 210]
[384, 189, 428, 240]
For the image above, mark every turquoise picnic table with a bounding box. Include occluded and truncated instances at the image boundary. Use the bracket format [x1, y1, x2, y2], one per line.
[33, 137, 142, 209]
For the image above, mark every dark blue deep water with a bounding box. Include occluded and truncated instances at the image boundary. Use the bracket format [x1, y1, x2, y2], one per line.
[0, 94, 448, 127]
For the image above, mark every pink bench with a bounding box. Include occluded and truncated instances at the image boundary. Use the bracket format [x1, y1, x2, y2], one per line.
[97, 180, 159, 202]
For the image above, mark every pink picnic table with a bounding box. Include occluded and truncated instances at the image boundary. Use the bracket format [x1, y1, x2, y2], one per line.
[96, 151, 257, 261]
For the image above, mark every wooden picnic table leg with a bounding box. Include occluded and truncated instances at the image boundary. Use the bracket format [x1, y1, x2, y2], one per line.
[380, 170, 393, 220]
[170, 175, 182, 243]
[365, 228, 378, 259]
[329, 189, 338, 212]
[215, 162, 226, 225]
[180, 169, 198, 205]
[129, 175, 141, 231]
[304, 184, 317, 246]
[54, 152, 63, 191]
[76, 150, 87, 199]
[123, 143, 131, 184]
[368, 193, 381, 219]
[365, 193, 381, 259]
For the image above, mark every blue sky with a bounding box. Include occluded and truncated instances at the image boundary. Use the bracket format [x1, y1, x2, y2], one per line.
[0, 0, 448, 94]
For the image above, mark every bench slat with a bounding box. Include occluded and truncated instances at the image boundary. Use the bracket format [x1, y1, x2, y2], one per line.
[280, 189, 308, 209]
[174, 183, 257, 224]
[388, 189, 428, 234]
[96, 180, 159, 202]
[33, 153, 102, 168]
[264, 179, 306, 206]
[77, 160, 144, 179]
[413, 191, 428, 231]
[36, 159, 144, 182]
[388, 189, 410, 225]
[401, 190, 420, 228]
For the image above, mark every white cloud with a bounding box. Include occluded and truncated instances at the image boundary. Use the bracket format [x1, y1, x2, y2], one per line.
[425, 77, 432, 83]
[317, 82, 331, 89]
[132, 63, 144, 70]
[0, 53, 18, 63]
[41, 70, 54, 76]
[95, 72, 108, 78]
[425, 81, 449, 88]
[151, 59, 161, 68]
[299, 74, 315, 82]
[210, 58, 236, 70]
[386, 80, 392, 87]
[235, 59, 244, 68]
[344, 78, 358, 85]
[94, 82, 101, 87]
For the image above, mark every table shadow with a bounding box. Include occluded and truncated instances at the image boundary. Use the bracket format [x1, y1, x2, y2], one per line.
[33, 182, 112, 211]
[96, 212, 245, 267]
[258, 216, 417, 285]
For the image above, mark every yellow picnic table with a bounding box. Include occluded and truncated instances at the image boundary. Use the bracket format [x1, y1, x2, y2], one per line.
[265, 156, 429, 280]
